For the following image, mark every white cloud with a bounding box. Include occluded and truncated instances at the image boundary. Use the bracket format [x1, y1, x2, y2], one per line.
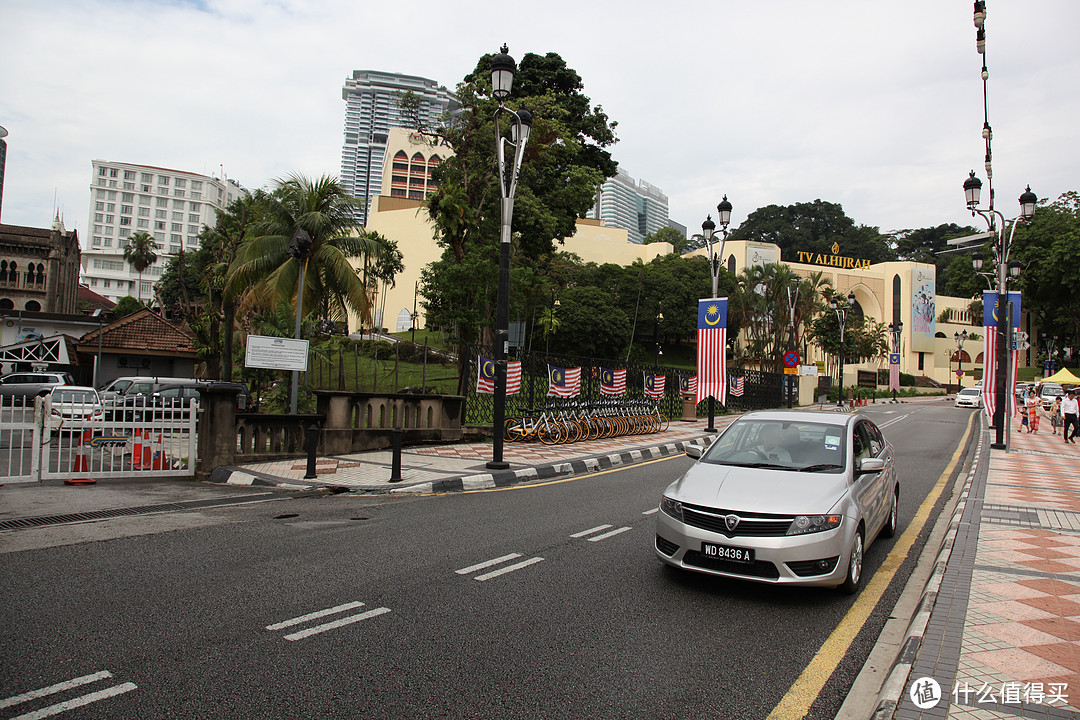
[1, 0, 1076, 241]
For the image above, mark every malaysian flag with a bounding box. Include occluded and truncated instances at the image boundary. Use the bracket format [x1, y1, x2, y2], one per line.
[696, 298, 728, 405]
[548, 364, 581, 397]
[982, 290, 1021, 420]
[644, 373, 666, 399]
[888, 353, 901, 392]
[599, 367, 626, 396]
[730, 375, 745, 397]
[477, 356, 495, 394]
[680, 375, 698, 396]
[477, 357, 522, 395]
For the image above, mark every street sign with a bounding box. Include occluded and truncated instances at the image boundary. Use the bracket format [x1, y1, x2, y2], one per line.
[782, 351, 800, 368]
[783, 368, 798, 375]
[956, 369, 964, 378]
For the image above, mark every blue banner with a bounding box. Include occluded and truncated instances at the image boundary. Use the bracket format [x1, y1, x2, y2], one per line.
[697, 298, 728, 329]
[981, 291, 1022, 327]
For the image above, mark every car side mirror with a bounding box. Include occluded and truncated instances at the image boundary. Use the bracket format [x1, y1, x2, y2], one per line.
[856, 457, 886, 475]
[685, 444, 704, 460]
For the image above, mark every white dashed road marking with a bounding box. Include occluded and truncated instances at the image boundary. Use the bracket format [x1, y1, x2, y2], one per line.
[456, 553, 544, 581]
[267, 601, 391, 641]
[572, 524, 632, 542]
[1, 670, 137, 720]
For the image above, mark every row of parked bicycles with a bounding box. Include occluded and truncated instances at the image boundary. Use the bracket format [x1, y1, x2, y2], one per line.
[503, 399, 670, 445]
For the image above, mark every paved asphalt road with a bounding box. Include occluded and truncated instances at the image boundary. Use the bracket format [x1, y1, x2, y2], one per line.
[0, 401, 972, 719]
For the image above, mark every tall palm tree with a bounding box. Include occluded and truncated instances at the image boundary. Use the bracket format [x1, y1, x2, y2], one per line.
[225, 175, 381, 326]
[123, 231, 158, 302]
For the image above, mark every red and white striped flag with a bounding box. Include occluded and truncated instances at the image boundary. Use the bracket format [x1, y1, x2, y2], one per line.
[548, 364, 581, 397]
[599, 367, 626, 396]
[730, 375, 745, 397]
[506, 360, 522, 395]
[680, 375, 698, 396]
[477, 357, 522, 395]
[696, 298, 728, 405]
[644, 373, 665, 399]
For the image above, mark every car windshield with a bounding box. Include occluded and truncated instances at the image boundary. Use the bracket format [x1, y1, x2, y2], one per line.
[53, 390, 97, 403]
[1042, 386, 1064, 397]
[959, 388, 980, 396]
[700, 418, 847, 472]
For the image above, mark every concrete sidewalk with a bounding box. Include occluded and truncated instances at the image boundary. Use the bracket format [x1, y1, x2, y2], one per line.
[209, 418, 732, 494]
[887, 422, 1080, 720]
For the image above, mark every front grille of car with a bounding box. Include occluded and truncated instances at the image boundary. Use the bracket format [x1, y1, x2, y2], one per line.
[680, 502, 793, 537]
[655, 535, 679, 556]
[682, 551, 780, 579]
[785, 556, 840, 577]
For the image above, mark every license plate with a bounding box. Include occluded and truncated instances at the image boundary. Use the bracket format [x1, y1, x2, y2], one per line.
[701, 543, 755, 563]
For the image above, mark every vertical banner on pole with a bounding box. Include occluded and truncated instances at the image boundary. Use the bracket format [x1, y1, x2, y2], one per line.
[696, 298, 728, 405]
[981, 290, 1021, 420]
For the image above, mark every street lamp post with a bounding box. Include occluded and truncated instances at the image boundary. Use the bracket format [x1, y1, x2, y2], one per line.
[954, 330, 969, 390]
[830, 291, 856, 406]
[488, 45, 532, 471]
[786, 276, 800, 409]
[1044, 335, 1058, 376]
[701, 195, 732, 432]
[964, 174, 1034, 448]
[888, 321, 903, 403]
[545, 289, 559, 355]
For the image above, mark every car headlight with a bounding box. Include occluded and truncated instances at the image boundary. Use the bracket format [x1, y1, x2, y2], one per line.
[787, 514, 842, 535]
[660, 496, 683, 522]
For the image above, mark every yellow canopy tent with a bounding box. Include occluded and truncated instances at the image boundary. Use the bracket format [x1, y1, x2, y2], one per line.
[1043, 367, 1080, 384]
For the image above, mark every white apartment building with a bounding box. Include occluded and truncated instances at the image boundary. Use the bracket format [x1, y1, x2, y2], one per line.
[586, 168, 671, 244]
[340, 71, 455, 225]
[82, 160, 247, 303]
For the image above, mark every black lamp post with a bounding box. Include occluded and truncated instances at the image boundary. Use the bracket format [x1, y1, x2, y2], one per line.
[701, 195, 732, 432]
[1044, 335, 1058, 376]
[786, 276, 800, 408]
[831, 291, 856, 406]
[888, 321, 903, 402]
[488, 45, 532, 471]
[954, 330, 969, 390]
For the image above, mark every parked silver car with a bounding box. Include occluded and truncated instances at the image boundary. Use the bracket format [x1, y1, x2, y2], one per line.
[655, 410, 899, 593]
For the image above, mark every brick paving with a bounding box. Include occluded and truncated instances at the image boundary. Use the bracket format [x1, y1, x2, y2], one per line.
[898, 423, 1080, 720]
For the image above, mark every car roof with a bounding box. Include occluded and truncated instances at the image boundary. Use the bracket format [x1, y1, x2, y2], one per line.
[51, 385, 98, 394]
[738, 409, 857, 427]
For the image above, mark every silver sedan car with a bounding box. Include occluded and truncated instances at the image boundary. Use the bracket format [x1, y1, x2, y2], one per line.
[655, 410, 899, 593]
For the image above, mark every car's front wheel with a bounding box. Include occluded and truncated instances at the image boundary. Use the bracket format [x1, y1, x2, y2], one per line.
[839, 528, 864, 595]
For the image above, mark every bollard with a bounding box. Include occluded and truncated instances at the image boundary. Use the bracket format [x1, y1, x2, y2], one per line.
[389, 428, 403, 482]
[304, 423, 319, 480]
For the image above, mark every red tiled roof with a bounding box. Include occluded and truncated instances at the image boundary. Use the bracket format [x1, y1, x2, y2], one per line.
[77, 284, 116, 311]
[77, 308, 197, 355]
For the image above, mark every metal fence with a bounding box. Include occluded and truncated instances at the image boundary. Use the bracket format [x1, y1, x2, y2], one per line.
[463, 345, 784, 426]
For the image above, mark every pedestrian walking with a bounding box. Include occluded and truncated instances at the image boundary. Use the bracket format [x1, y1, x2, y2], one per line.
[1051, 396, 1062, 430]
[1019, 395, 1030, 433]
[1062, 389, 1079, 444]
[1025, 390, 1041, 434]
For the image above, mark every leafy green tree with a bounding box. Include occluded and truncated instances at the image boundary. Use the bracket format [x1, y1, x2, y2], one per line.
[112, 295, 146, 318]
[421, 49, 618, 348]
[727, 200, 895, 265]
[122, 231, 158, 302]
[642, 226, 689, 254]
[548, 285, 631, 358]
[1011, 191, 1080, 344]
[225, 174, 381, 326]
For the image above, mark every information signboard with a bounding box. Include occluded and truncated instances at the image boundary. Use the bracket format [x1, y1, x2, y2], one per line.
[245, 335, 309, 372]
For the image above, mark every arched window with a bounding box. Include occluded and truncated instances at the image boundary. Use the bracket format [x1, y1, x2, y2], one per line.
[7, 261, 17, 284]
[35, 263, 45, 285]
[24, 300, 41, 311]
[0, 298, 13, 310]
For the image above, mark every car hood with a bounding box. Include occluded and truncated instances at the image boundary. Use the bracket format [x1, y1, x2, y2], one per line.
[668, 461, 849, 515]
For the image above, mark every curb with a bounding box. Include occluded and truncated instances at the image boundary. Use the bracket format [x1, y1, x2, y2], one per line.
[870, 432, 983, 719]
[209, 436, 715, 494]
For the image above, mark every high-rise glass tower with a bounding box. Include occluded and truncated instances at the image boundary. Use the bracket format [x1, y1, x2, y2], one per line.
[587, 168, 670, 244]
[340, 71, 455, 225]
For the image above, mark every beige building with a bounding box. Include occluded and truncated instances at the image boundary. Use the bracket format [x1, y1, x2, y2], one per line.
[355, 129, 1011, 388]
[353, 128, 671, 335]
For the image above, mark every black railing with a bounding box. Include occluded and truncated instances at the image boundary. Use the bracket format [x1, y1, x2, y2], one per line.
[464, 345, 784, 426]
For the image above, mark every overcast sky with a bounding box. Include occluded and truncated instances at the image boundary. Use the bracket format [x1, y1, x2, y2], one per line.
[2, 0, 1077, 242]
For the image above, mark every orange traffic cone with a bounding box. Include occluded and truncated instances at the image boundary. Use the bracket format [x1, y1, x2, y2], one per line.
[66, 428, 95, 485]
[132, 428, 145, 470]
[149, 433, 168, 471]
